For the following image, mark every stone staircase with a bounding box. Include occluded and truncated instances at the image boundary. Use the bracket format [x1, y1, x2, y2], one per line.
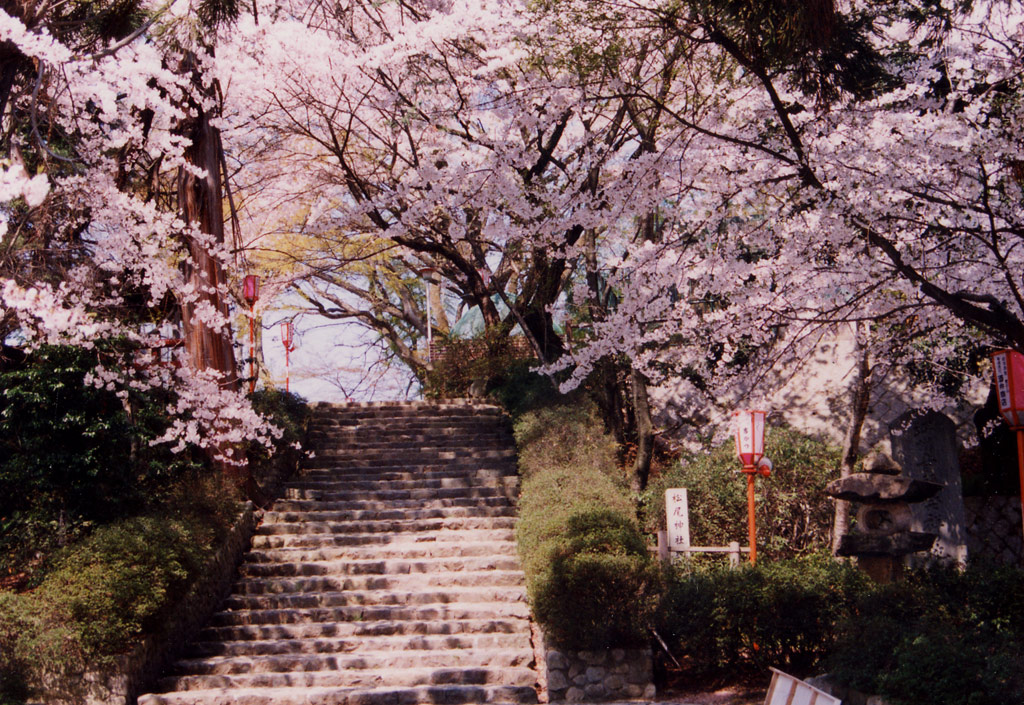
[138, 401, 539, 705]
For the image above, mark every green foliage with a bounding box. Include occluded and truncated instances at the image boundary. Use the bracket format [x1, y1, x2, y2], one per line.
[485, 360, 559, 420]
[829, 564, 1024, 705]
[0, 474, 240, 700]
[658, 555, 869, 679]
[423, 330, 535, 399]
[642, 424, 839, 559]
[246, 388, 310, 486]
[515, 400, 662, 650]
[0, 344, 201, 574]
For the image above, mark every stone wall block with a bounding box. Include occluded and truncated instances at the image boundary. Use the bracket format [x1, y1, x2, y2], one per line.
[537, 633, 654, 702]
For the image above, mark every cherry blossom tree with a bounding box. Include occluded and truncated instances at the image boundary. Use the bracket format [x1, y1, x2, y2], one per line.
[0, 0, 279, 474]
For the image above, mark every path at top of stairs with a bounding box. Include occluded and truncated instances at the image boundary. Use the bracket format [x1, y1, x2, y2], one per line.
[138, 400, 538, 705]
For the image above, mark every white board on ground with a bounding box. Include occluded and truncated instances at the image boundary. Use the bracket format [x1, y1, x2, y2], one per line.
[764, 668, 841, 705]
[664, 488, 690, 552]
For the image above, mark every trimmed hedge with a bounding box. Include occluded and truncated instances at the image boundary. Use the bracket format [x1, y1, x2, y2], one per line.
[515, 399, 662, 650]
[658, 554, 869, 679]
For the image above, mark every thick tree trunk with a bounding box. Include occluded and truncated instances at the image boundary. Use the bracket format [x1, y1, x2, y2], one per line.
[832, 326, 872, 554]
[176, 51, 238, 390]
[175, 53, 266, 504]
[178, 109, 239, 389]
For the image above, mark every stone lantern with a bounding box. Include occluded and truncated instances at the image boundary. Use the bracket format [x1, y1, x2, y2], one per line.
[825, 452, 943, 582]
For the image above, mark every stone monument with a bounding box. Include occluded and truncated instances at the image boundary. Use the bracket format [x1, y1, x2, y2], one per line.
[889, 410, 969, 567]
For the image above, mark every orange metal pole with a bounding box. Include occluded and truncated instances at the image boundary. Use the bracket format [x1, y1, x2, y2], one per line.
[745, 468, 757, 564]
[1017, 429, 1024, 554]
[248, 312, 256, 394]
[285, 345, 290, 393]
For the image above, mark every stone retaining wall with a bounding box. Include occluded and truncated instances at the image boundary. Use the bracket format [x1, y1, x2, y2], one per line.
[965, 495, 1023, 565]
[537, 634, 655, 703]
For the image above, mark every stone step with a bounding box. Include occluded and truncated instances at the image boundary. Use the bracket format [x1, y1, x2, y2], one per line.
[232, 571, 526, 596]
[307, 447, 516, 460]
[311, 403, 504, 417]
[189, 631, 533, 658]
[249, 527, 515, 549]
[170, 649, 534, 677]
[158, 668, 537, 693]
[140, 683, 538, 705]
[264, 504, 516, 520]
[307, 428, 511, 442]
[237, 555, 522, 578]
[243, 542, 517, 563]
[301, 458, 517, 472]
[280, 487, 512, 503]
[209, 602, 531, 628]
[275, 478, 511, 494]
[308, 446, 514, 458]
[199, 617, 531, 642]
[309, 419, 508, 433]
[312, 406, 506, 418]
[257, 517, 517, 536]
[270, 496, 513, 512]
[261, 507, 516, 525]
[138, 401, 536, 705]
[221, 586, 528, 610]
[306, 431, 511, 443]
[292, 467, 512, 481]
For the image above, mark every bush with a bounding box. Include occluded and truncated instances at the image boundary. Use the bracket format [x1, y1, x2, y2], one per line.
[0, 475, 241, 700]
[515, 399, 662, 650]
[423, 330, 535, 399]
[247, 388, 310, 486]
[829, 563, 1024, 705]
[658, 554, 869, 679]
[0, 344, 202, 575]
[642, 424, 839, 559]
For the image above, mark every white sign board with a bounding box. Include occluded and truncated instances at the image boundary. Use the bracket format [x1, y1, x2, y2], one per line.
[765, 668, 841, 705]
[665, 488, 691, 552]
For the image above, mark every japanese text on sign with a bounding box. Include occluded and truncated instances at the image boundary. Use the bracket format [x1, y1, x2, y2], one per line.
[665, 488, 690, 552]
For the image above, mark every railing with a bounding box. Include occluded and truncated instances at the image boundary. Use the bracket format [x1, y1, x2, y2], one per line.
[651, 531, 751, 567]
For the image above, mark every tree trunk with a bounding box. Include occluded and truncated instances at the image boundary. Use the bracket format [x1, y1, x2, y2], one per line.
[176, 52, 266, 503]
[832, 325, 872, 554]
[630, 366, 655, 494]
[178, 111, 239, 388]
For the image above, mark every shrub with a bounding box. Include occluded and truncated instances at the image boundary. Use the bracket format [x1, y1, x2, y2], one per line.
[0, 344, 202, 574]
[0, 477, 241, 700]
[247, 388, 310, 486]
[485, 360, 558, 420]
[657, 554, 869, 679]
[515, 399, 662, 650]
[642, 424, 839, 559]
[423, 330, 534, 399]
[829, 563, 1024, 705]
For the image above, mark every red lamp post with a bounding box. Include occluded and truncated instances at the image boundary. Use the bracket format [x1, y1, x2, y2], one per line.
[734, 409, 770, 564]
[281, 320, 295, 393]
[242, 275, 260, 394]
[990, 350, 1024, 548]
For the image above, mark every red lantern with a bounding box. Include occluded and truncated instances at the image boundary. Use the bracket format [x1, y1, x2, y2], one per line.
[991, 350, 1024, 428]
[242, 275, 260, 306]
[733, 409, 766, 467]
[281, 321, 294, 350]
[991, 350, 1024, 549]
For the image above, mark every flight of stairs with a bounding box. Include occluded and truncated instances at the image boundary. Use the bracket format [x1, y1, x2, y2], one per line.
[138, 401, 539, 705]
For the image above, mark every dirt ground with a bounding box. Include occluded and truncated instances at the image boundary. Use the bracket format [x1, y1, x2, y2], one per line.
[657, 685, 765, 705]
